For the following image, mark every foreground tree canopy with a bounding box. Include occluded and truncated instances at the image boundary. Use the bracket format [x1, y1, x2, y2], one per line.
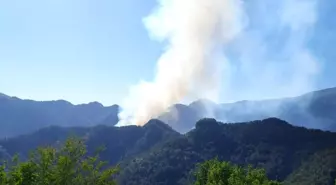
[0, 138, 119, 185]
[194, 158, 281, 185]
[0, 136, 333, 185]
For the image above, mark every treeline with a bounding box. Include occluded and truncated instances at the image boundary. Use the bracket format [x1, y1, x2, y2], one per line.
[1, 118, 336, 185]
[0, 138, 285, 185]
[0, 138, 119, 185]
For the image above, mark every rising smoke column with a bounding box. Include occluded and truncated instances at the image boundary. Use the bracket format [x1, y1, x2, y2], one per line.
[118, 0, 245, 126]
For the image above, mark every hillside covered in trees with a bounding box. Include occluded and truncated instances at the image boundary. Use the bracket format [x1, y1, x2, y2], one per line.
[0, 137, 286, 185]
[118, 118, 336, 184]
[0, 118, 336, 184]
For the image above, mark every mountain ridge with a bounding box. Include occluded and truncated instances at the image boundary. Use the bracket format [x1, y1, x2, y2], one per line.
[118, 118, 336, 184]
[0, 117, 335, 184]
[1, 87, 336, 137]
[0, 95, 120, 137]
[159, 87, 336, 133]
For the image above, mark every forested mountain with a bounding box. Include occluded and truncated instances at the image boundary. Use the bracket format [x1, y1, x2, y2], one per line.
[0, 94, 119, 138]
[0, 118, 335, 185]
[1, 87, 336, 139]
[0, 119, 179, 165]
[118, 118, 336, 185]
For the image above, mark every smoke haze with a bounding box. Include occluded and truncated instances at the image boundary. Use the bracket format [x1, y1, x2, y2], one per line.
[118, 0, 245, 126]
[221, 0, 320, 103]
[118, 0, 321, 126]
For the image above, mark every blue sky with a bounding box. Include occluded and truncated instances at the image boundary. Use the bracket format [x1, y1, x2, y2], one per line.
[0, 0, 163, 105]
[1, 0, 336, 105]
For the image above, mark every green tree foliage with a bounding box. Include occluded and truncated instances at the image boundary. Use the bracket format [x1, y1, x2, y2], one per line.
[194, 158, 281, 185]
[0, 138, 119, 185]
[1, 118, 336, 185]
[284, 149, 336, 185]
[0, 119, 179, 167]
[118, 118, 336, 184]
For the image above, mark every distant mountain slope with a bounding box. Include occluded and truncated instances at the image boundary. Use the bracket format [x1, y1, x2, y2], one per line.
[0, 94, 120, 138]
[159, 87, 336, 133]
[118, 118, 336, 185]
[0, 119, 180, 165]
[0, 93, 9, 99]
[1, 87, 336, 137]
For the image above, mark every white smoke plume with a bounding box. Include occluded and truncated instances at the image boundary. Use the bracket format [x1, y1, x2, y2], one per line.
[118, 0, 321, 127]
[117, 0, 246, 126]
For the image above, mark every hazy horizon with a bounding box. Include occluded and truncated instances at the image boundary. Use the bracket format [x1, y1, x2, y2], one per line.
[1, 0, 336, 108]
[1, 85, 334, 107]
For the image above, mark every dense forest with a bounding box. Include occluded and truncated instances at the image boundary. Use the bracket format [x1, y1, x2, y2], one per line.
[0, 118, 335, 184]
[0, 138, 285, 185]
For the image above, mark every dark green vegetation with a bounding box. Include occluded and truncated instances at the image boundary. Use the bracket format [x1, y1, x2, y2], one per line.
[284, 149, 336, 185]
[0, 119, 179, 166]
[194, 158, 281, 185]
[0, 137, 119, 185]
[119, 118, 336, 185]
[2, 87, 336, 138]
[1, 118, 335, 184]
[0, 138, 281, 185]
